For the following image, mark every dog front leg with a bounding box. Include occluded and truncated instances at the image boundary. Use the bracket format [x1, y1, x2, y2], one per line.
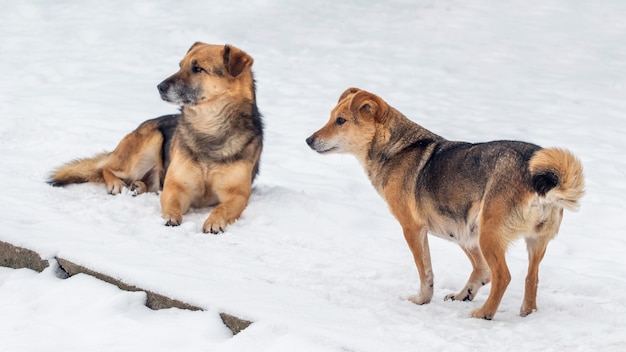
[203, 187, 250, 234]
[404, 225, 434, 305]
[160, 181, 192, 227]
[202, 163, 253, 234]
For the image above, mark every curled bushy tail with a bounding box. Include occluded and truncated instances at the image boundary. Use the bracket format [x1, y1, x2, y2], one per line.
[529, 148, 585, 211]
[47, 152, 110, 187]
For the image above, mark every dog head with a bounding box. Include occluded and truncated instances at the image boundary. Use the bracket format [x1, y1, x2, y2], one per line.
[157, 42, 254, 106]
[306, 88, 388, 158]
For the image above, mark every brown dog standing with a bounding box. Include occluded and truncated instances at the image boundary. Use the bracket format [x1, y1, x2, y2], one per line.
[307, 88, 584, 319]
[49, 43, 263, 234]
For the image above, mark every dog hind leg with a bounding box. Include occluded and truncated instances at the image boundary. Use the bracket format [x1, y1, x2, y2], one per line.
[520, 207, 562, 316]
[102, 168, 128, 195]
[520, 236, 550, 316]
[445, 246, 491, 302]
[100, 119, 165, 196]
[471, 206, 513, 320]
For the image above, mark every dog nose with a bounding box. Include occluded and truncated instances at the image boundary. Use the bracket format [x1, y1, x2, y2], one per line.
[157, 82, 169, 94]
[306, 135, 315, 147]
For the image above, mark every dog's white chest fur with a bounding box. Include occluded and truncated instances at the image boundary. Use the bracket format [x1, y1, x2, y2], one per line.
[428, 215, 480, 248]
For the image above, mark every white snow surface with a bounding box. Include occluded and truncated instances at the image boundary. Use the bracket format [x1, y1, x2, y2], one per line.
[1, 0, 626, 351]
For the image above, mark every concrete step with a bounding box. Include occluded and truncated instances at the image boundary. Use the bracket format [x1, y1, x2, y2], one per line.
[0, 240, 252, 335]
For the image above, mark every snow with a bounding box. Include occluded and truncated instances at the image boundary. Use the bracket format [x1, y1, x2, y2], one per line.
[1, 0, 626, 351]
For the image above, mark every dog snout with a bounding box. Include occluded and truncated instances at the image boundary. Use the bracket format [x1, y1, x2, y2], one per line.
[306, 135, 316, 147]
[157, 81, 169, 94]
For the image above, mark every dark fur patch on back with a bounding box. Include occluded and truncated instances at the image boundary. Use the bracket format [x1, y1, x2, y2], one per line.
[401, 138, 437, 155]
[156, 114, 180, 179]
[532, 171, 558, 196]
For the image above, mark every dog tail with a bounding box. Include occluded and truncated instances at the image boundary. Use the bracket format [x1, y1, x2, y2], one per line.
[528, 148, 585, 211]
[47, 152, 110, 187]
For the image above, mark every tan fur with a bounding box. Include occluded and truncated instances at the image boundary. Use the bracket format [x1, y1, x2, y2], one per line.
[51, 152, 109, 185]
[307, 87, 585, 319]
[529, 148, 585, 211]
[49, 43, 263, 234]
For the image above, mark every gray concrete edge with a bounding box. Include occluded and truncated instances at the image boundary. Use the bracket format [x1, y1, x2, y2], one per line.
[0, 240, 252, 335]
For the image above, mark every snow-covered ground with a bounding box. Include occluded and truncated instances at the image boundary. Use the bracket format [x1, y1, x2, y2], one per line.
[1, 0, 626, 351]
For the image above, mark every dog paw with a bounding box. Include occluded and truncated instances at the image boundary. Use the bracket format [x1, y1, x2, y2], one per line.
[203, 216, 227, 234]
[165, 218, 181, 227]
[444, 288, 474, 302]
[520, 303, 537, 317]
[130, 181, 147, 196]
[408, 293, 432, 305]
[202, 207, 236, 234]
[163, 213, 182, 227]
[471, 307, 495, 320]
[106, 179, 127, 195]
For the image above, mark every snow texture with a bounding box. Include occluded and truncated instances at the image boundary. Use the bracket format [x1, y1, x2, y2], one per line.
[1, 0, 625, 351]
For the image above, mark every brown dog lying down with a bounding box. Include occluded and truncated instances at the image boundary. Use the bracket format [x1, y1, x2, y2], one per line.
[49, 43, 263, 234]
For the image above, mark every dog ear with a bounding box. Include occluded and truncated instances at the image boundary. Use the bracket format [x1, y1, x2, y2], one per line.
[349, 90, 388, 123]
[338, 87, 361, 103]
[223, 44, 254, 77]
[187, 42, 205, 53]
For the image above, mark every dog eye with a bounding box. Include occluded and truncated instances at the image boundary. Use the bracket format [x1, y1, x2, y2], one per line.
[335, 117, 347, 125]
[192, 66, 203, 73]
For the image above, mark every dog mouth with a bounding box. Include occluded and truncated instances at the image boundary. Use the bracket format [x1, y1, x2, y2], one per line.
[160, 93, 197, 106]
[157, 81, 200, 106]
[306, 135, 339, 154]
[317, 146, 338, 154]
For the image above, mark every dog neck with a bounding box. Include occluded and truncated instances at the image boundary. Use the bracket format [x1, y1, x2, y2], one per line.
[176, 96, 259, 164]
[182, 96, 255, 130]
[361, 110, 442, 192]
